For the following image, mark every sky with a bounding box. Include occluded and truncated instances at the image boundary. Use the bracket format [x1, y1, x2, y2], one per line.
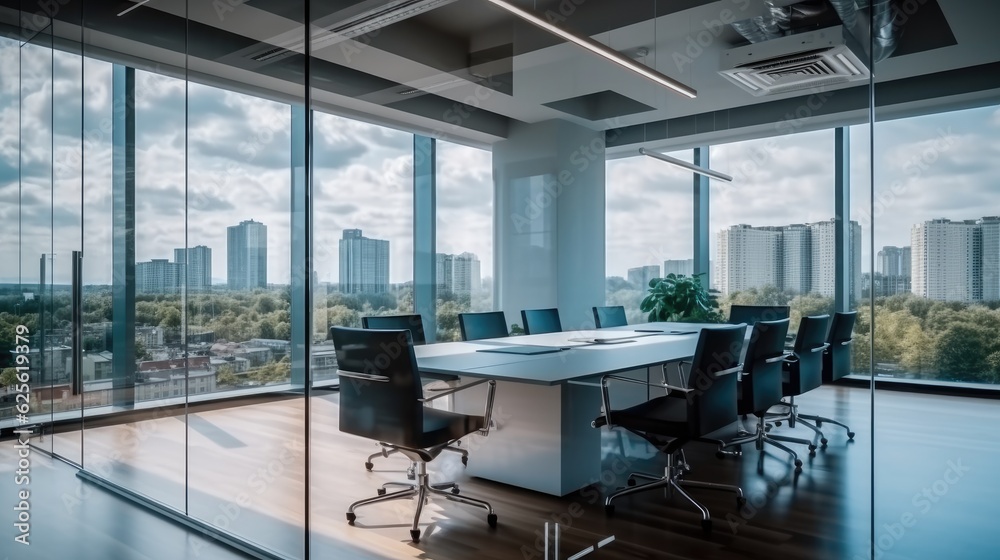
[2, 35, 999, 287]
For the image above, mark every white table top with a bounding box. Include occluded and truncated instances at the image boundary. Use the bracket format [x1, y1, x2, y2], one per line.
[414, 322, 732, 386]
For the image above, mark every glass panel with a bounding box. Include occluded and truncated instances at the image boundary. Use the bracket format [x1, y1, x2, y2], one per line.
[311, 111, 414, 366]
[0, 33, 23, 428]
[19, 28, 53, 448]
[186, 1, 306, 556]
[606, 151, 694, 323]
[436, 141, 493, 340]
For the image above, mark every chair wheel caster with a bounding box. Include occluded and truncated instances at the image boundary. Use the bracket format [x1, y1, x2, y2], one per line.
[774, 421, 782, 427]
[701, 519, 712, 533]
[376, 488, 386, 496]
[820, 438, 828, 446]
[604, 505, 615, 516]
[452, 485, 460, 495]
[737, 496, 746, 508]
[847, 432, 856, 440]
[487, 513, 498, 528]
[461, 456, 469, 467]
[346, 512, 356, 525]
[364, 462, 374, 471]
[808, 444, 816, 452]
[626, 478, 636, 487]
[794, 459, 803, 468]
[410, 529, 421, 543]
[815, 420, 823, 426]
[407, 469, 415, 480]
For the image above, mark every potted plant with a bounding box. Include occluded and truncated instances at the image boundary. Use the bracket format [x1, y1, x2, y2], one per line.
[639, 273, 724, 323]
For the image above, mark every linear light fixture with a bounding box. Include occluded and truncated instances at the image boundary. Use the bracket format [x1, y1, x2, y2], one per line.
[639, 148, 733, 182]
[482, 0, 696, 99]
[118, 0, 152, 17]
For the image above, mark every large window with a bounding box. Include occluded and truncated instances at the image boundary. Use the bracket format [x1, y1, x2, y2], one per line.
[605, 151, 694, 323]
[311, 112, 413, 376]
[859, 104, 1000, 386]
[711, 130, 840, 329]
[435, 140, 493, 341]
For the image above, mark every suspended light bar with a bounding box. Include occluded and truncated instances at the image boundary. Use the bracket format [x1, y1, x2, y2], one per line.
[482, 0, 697, 99]
[118, 0, 152, 17]
[639, 148, 733, 182]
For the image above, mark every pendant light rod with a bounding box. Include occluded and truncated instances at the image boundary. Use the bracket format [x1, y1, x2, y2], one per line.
[639, 148, 733, 182]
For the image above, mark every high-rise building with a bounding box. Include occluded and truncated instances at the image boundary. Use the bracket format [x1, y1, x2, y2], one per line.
[911, 219, 981, 302]
[339, 229, 389, 294]
[174, 245, 212, 292]
[782, 224, 812, 294]
[716, 219, 861, 300]
[227, 220, 267, 290]
[437, 252, 482, 296]
[716, 225, 781, 294]
[136, 259, 182, 294]
[979, 217, 1000, 302]
[627, 265, 661, 289]
[877, 246, 911, 277]
[808, 219, 862, 301]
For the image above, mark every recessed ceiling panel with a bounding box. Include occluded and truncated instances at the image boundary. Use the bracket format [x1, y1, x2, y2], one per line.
[542, 90, 655, 121]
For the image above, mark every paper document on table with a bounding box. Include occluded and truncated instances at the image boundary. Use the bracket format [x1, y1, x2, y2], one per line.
[566, 336, 636, 345]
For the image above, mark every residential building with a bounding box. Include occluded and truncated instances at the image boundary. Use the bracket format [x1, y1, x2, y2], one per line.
[912, 219, 982, 302]
[339, 229, 389, 294]
[174, 245, 213, 292]
[228, 220, 268, 290]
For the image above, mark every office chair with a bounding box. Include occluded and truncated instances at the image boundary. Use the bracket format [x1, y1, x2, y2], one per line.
[521, 308, 562, 335]
[362, 314, 426, 345]
[593, 305, 628, 328]
[593, 324, 748, 531]
[458, 311, 509, 341]
[718, 319, 813, 470]
[772, 314, 832, 448]
[797, 311, 858, 440]
[727, 304, 789, 325]
[332, 327, 498, 543]
[360, 315, 462, 477]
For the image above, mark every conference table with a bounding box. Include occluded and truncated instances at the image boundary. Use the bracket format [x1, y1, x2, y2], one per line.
[413, 322, 730, 497]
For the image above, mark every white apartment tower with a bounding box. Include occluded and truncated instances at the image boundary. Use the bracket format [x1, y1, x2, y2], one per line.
[911, 219, 981, 302]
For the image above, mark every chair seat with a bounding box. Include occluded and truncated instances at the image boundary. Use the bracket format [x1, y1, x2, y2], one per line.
[605, 395, 689, 436]
[418, 408, 485, 449]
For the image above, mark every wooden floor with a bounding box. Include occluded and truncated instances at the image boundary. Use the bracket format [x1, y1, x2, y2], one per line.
[7, 385, 1000, 560]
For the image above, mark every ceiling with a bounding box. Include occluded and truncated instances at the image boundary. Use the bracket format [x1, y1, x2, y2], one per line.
[1, 0, 999, 154]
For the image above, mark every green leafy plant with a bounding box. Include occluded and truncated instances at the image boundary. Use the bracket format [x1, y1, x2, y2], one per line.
[639, 273, 724, 323]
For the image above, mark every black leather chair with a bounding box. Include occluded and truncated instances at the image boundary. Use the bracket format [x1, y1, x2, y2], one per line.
[593, 324, 747, 531]
[332, 327, 498, 543]
[727, 304, 789, 325]
[458, 311, 509, 341]
[362, 314, 426, 345]
[798, 311, 858, 440]
[521, 308, 562, 335]
[593, 305, 627, 328]
[719, 319, 812, 470]
[774, 314, 832, 448]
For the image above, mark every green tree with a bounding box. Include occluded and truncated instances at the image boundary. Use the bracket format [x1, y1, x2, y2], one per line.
[216, 365, 239, 387]
[1, 367, 18, 388]
[934, 323, 998, 383]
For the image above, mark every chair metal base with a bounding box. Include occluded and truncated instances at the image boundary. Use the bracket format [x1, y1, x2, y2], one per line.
[767, 396, 829, 447]
[798, 413, 856, 440]
[604, 451, 744, 532]
[347, 462, 496, 543]
[720, 415, 811, 470]
[365, 441, 468, 480]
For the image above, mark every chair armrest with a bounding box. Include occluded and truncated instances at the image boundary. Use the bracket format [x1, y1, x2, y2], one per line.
[810, 342, 831, 353]
[419, 378, 498, 437]
[839, 339, 853, 346]
[764, 352, 794, 364]
[337, 369, 389, 383]
[597, 374, 693, 428]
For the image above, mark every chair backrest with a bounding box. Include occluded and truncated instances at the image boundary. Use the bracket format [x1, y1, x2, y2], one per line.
[686, 324, 747, 436]
[593, 305, 627, 329]
[458, 311, 509, 341]
[788, 314, 831, 395]
[823, 311, 857, 383]
[330, 327, 424, 448]
[362, 314, 426, 346]
[728, 304, 790, 326]
[739, 318, 790, 414]
[521, 308, 562, 335]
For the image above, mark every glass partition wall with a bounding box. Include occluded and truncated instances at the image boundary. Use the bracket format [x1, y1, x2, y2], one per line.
[5, 1, 1000, 559]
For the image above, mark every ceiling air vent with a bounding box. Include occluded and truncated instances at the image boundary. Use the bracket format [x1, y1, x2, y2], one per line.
[719, 25, 868, 96]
